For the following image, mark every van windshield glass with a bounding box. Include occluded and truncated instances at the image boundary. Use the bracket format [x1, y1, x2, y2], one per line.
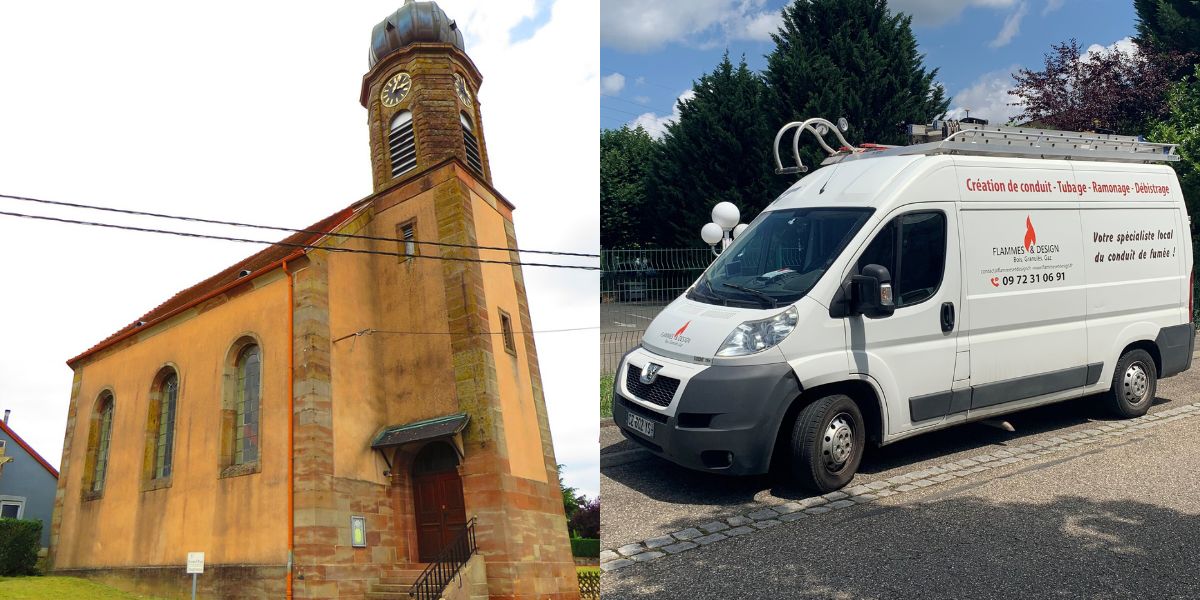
[690, 208, 874, 308]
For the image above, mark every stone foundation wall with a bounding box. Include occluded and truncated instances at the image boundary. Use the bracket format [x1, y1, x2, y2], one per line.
[441, 554, 489, 600]
[57, 564, 287, 599]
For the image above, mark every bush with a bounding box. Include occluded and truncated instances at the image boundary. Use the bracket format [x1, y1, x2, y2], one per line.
[0, 518, 42, 575]
[570, 537, 600, 558]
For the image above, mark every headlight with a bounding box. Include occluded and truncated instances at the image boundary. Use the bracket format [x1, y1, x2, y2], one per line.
[716, 306, 799, 357]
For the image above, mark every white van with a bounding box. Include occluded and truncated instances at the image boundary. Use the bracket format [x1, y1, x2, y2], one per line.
[614, 118, 1194, 492]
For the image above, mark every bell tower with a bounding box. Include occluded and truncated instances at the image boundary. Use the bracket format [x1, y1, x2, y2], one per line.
[359, 0, 492, 192]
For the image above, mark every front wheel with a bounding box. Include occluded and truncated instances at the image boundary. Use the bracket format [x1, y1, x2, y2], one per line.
[1106, 349, 1157, 418]
[789, 394, 865, 493]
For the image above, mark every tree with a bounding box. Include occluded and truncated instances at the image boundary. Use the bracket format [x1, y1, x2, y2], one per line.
[1150, 65, 1200, 229]
[649, 53, 782, 247]
[568, 497, 600, 539]
[1009, 39, 1175, 136]
[1135, 0, 1200, 57]
[557, 464, 583, 523]
[601, 125, 660, 248]
[765, 0, 949, 173]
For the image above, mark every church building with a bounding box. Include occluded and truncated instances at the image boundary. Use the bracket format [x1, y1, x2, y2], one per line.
[49, 3, 580, 598]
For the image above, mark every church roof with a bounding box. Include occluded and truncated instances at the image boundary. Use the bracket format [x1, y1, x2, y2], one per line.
[0, 420, 59, 479]
[67, 205, 361, 367]
[369, 1, 465, 68]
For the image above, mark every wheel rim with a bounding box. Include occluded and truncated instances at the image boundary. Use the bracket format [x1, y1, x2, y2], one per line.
[822, 412, 855, 471]
[1122, 362, 1150, 405]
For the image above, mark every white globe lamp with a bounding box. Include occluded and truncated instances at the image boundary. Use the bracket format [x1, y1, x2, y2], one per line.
[732, 223, 749, 239]
[711, 202, 740, 230]
[701, 222, 724, 246]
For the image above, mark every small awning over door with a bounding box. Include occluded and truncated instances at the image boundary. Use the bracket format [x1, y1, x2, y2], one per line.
[371, 413, 470, 458]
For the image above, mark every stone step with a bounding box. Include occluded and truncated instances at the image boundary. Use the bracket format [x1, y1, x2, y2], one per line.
[366, 593, 407, 600]
[378, 576, 420, 586]
[370, 583, 412, 594]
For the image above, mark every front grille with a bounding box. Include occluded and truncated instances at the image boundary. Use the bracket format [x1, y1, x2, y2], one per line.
[625, 364, 680, 407]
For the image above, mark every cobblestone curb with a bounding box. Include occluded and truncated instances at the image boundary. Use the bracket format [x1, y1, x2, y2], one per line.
[600, 402, 1200, 573]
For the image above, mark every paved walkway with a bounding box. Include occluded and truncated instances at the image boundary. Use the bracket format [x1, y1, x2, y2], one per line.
[602, 363, 1200, 599]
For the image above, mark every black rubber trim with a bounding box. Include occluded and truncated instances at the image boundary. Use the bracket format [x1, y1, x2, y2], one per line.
[1156, 323, 1195, 379]
[910, 362, 1105, 421]
[909, 390, 953, 422]
[971, 363, 1099, 409]
[948, 388, 972, 415]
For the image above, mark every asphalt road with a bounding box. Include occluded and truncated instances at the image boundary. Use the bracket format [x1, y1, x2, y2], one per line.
[601, 360, 1200, 599]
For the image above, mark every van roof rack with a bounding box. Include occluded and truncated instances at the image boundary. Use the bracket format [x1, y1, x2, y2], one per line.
[774, 118, 1180, 175]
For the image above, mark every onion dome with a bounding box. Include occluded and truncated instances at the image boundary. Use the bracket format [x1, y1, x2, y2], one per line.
[369, 0, 465, 67]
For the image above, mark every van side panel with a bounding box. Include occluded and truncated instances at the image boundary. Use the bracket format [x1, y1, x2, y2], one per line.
[1079, 204, 1184, 385]
[958, 203, 1088, 397]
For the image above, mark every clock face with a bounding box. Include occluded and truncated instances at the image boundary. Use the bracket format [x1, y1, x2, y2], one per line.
[454, 73, 473, 107]
[380, 72, 412, 107]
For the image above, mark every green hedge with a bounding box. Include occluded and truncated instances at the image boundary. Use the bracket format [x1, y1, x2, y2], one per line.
[570, 537, 600, 558]
[0, 518, 42, 576]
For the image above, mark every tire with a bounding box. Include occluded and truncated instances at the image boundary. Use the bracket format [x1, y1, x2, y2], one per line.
[1106, 349, 1157, 418]
[789, 394, 865, 493]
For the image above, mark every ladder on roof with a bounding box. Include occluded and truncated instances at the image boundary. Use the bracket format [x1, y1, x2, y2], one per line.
[773, 118, 1179, 176]
[904, 122, 1179, 163]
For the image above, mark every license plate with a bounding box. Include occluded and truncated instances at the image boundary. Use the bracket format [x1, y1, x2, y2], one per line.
[626, 412, 655, 438]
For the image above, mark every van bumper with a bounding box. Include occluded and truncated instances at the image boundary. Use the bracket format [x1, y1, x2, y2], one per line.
[613, 350, 801, 475]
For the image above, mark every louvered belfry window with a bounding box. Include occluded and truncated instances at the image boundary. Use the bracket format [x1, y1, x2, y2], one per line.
[390, 110, 417, 177]
[460, 112, 483, 173]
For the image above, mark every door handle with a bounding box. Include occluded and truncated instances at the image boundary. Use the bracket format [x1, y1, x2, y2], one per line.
[940, 302, 955, 332]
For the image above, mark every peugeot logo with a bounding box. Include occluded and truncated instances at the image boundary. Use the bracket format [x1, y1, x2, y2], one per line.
[640, 363, 663, 385]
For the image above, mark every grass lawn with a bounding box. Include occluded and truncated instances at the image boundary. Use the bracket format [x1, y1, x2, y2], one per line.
[0, 576, 163, 599]
[600, 373, 614, 418]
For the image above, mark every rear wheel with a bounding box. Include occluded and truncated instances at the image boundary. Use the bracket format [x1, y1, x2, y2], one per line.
[1106, 349, 1157, 418]
[789, 394, 865, 493]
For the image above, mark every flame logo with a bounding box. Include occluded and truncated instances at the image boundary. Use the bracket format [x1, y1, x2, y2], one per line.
[674, 321, 691, 338]
[1023, 216, 1036, 251]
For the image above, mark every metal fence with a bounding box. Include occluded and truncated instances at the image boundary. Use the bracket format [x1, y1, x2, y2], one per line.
[601, 249, 713, 375]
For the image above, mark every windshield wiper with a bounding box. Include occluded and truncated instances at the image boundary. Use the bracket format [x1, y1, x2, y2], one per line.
[721, 283, 777, 308]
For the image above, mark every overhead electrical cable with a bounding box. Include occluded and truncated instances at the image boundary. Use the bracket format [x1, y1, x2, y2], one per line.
[0, 209, 599, 270]
[332, 326, 598, 343]
[0, 192, 598, 259]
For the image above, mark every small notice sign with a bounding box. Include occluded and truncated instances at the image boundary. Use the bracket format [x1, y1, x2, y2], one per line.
[351, 516, 367, 548]
[186, 552, 204, 574]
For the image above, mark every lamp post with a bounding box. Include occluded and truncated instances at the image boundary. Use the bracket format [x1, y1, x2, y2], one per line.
[702, 202, 746, 255]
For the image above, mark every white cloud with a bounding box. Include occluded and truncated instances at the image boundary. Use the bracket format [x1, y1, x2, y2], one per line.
[1084, 36, 1137, 58]
[629, 89, 696, 138]
[0, 0, 599, 500]
[1043, 0, 1066, 15]
[989, 1, 1028, 48]
[601, 0, 781, 53]
[633, 95, 650, 104]
[601, 72, 626, 95]
[890, 0, 1019, 27]
[635, 76, 646, 85]
[944, 65, 1024, 125]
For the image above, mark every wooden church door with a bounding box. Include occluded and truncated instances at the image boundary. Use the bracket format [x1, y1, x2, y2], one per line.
[412, 442, 467, 562]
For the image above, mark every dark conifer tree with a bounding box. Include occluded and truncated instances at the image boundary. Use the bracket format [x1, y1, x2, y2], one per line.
[764, 0, 949, 174]
[649, 53, 782, 247]
[600, 125, 660, 248]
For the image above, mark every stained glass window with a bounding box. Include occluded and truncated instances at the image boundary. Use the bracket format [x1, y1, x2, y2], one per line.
[153, 372, 178, 479]
[235, 345, 261, 465]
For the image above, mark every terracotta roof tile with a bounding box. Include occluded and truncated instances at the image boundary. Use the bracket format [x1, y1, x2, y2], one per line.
[67, 205, 361, 367]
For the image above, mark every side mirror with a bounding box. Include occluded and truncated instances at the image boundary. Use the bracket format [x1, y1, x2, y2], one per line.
[849, 264, 895, 318]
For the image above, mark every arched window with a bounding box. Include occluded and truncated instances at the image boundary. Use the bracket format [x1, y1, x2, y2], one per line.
[85, 392, 115, 494]
[460, 112, 483, 173]
[234, 345, 261, 465]
[390, 110, 417, 177]
[147, 368, 179, 481]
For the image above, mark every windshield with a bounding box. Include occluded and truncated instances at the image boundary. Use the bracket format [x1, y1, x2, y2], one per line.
[689, 207, 874, 308]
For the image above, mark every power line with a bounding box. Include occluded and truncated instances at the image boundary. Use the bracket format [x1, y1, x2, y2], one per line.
[0, 209, 599, 270]
[332, 326, 597, 343]
[0, 193, 599, 259]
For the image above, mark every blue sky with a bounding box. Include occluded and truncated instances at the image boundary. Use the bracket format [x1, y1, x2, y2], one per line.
[601, 0, 1139, 135]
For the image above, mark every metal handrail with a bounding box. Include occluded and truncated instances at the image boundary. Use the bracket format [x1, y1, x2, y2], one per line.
[409, 517, 478, 600]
